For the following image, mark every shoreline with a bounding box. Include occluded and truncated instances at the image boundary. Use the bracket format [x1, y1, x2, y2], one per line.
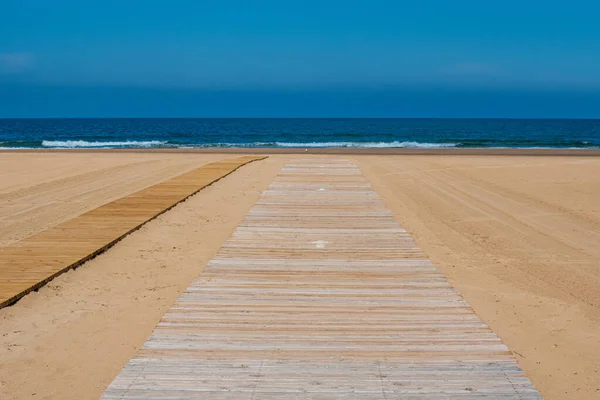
[2, 147, 600, 156]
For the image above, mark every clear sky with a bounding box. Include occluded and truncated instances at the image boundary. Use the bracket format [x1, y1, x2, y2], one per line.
[1, 0, 599, 117]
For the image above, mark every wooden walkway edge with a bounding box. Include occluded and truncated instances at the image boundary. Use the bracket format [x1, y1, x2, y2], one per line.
[0, 156, 266, 308]
[102, 158, 542, 399]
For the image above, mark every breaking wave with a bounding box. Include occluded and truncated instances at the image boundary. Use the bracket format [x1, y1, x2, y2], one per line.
[272, 141, 458, 148]
[41, 140, 168, 148]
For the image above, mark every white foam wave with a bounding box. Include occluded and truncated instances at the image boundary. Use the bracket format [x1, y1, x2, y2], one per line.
[37, 139, 457, 149]
[41, 140, 167, 148]
[187, 142, 277, 148]
[273, 141, 458, 148]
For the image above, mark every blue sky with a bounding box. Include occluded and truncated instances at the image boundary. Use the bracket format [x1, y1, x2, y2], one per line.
[1, 0, 600, 117]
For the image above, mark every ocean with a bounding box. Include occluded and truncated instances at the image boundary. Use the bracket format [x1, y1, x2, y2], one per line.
[0, 118, 599, 149]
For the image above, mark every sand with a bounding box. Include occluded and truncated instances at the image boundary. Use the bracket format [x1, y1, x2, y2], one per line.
[0, 152, 229, 246]
[1, 152, 599, 399]
[357, 155, 600, 399]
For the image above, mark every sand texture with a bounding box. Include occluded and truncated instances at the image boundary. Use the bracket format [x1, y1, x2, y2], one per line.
[1, 152, 599, 399]
[0, 152, 228, 246]
[357, 155, 600, 399]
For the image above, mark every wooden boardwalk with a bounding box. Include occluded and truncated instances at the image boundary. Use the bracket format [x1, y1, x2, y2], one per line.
[0, 156, 265, 308]
[102, 159, 542, 399]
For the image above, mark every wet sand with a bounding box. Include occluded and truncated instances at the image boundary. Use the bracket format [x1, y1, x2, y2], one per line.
[1, 151, 599, 399]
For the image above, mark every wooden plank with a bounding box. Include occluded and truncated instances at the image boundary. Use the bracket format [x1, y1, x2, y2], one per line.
[0, 156, 266, 308]
[102, 158, 542, 399]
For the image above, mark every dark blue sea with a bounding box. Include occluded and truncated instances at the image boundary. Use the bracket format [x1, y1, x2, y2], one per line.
[0, 118, 599, 149]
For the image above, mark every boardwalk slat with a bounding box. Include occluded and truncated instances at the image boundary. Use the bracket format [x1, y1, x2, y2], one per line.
[102, 158, 542, 399]
[0, 156, 265, 308]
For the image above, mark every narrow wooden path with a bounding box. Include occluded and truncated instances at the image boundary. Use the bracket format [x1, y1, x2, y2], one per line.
[102, 158, 542, 399]
[0, 156, 265, 308]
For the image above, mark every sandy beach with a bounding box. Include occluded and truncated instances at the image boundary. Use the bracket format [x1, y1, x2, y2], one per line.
[1, 151, 599, 400]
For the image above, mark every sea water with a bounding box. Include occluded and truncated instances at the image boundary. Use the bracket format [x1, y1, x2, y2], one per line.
[1, 118, 598, 149]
